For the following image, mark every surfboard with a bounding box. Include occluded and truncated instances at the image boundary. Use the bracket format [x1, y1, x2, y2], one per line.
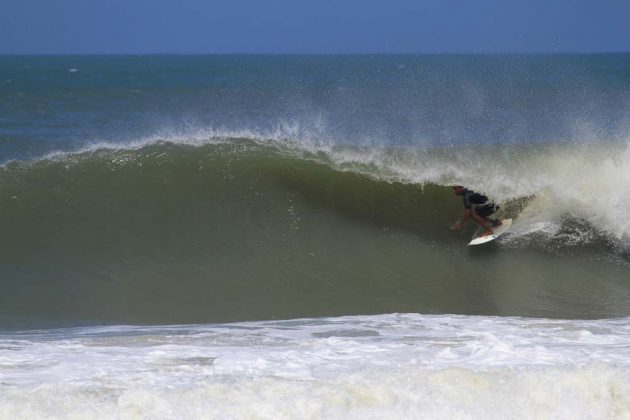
[468, 218, 512, 246]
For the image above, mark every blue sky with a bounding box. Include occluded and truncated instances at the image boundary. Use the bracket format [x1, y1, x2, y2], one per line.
[1, 0, 629, 54]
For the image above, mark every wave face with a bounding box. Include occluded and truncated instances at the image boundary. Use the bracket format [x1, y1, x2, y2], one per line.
[1, 54, 630, 326]
[1, 139, 629, 326]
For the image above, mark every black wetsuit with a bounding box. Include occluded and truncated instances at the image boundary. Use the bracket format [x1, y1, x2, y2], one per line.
[462, 189, 499, 217]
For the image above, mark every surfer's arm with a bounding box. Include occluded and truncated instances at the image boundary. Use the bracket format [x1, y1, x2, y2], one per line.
[451, 209, 472, 230]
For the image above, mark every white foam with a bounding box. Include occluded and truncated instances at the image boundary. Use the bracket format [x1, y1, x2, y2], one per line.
[0, 314, 629, 419]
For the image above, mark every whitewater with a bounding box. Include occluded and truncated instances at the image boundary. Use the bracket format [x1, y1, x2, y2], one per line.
[2, 314, 629, 419]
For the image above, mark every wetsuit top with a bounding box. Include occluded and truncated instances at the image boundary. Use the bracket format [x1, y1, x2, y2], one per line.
[462, 189, 490, 209]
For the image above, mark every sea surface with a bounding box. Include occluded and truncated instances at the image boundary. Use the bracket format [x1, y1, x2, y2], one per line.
[1, 55, 630, 418]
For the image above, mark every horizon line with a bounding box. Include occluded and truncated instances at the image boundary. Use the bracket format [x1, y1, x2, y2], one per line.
[1, 51, 630, 57]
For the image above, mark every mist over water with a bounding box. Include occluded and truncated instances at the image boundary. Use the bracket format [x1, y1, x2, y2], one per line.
[2, 54, 630, 157]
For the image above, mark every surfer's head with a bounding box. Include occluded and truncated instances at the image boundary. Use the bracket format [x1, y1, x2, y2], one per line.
[452, 186, 465, 195]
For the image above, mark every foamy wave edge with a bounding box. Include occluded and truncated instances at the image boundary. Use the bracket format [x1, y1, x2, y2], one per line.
[1, 313, 629, 419]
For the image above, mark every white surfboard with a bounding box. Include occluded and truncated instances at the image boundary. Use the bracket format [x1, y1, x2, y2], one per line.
[468, 218, 512, 246]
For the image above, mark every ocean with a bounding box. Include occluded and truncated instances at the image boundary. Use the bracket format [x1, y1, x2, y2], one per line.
[0, 55, 629, 418]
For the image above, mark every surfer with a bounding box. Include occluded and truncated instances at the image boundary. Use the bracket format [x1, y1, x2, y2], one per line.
[451, 186, 501, 237]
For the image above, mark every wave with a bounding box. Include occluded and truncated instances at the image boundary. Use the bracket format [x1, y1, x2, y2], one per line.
[0, 137, 629, 325]
[2, 136, 626, 251]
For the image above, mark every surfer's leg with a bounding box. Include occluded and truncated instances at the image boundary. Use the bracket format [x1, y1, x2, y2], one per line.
[471, 212, 494, 237]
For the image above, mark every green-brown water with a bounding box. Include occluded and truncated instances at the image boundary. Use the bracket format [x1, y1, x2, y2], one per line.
[1, 141, 628, 328]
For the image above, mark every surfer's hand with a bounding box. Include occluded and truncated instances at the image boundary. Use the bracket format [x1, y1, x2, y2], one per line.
[451, 223, 462, 231]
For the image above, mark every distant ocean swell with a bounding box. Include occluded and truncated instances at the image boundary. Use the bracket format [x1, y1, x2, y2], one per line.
[1, 137, 629, 326]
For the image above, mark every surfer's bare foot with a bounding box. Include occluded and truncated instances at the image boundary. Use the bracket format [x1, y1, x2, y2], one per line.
[480, 229, 494, 237]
